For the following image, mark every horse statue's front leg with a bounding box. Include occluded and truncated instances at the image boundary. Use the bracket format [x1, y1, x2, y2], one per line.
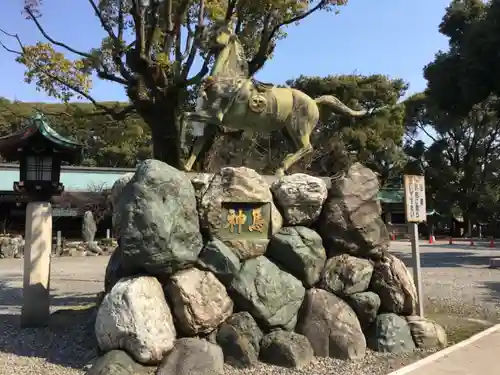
[182, 112, 219, 172]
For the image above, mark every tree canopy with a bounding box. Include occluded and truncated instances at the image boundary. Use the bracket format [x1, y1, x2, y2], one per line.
[424, 0, 500, 115]
[1, 0, 349, 168]
[404, 0, 500, 233]
[0, 97, 152, 167]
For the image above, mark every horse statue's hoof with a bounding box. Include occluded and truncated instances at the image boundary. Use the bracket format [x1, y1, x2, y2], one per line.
[275, 168, 285, 178]
[182, 163, 193, 172]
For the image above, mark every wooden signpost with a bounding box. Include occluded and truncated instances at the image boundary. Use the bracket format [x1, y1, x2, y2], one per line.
[403, 174, 426, 317]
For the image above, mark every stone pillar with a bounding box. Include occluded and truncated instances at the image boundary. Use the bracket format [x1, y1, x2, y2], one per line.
[56, 230, 62, 254]
[21, 201, 52, 328]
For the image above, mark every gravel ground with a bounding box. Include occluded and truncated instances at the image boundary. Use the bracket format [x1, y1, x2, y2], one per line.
[0, 241, 499, 375]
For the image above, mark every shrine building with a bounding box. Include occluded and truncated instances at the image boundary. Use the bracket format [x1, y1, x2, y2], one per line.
[0, 163, 135, 237]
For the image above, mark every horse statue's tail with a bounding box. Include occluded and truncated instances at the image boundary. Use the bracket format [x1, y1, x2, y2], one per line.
[315, 95, 368, 118]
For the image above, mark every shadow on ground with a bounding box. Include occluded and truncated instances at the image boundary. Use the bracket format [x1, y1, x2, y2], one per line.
[0, 307, 99, 370]
[481, 281, 500, 304]
[391, 251, 493, 268]
[0, 279, 99, 307]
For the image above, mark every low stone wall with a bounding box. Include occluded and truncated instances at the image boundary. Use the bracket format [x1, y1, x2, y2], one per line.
[0, 235, 117, 258]
[87, 161, 448, 374]
[0, 234, 24, 258]
[58, 238, 117, 257]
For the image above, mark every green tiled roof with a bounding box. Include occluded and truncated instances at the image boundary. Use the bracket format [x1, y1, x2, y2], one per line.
[33, 113, 82, 150]
[378, 188, 440, 216]
[378, 188, 404, 204]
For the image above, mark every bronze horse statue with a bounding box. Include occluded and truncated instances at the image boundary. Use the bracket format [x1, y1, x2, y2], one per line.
[181, 24, 370, 176]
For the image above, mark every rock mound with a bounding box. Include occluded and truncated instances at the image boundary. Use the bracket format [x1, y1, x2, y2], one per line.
[89, 162, 446, 374]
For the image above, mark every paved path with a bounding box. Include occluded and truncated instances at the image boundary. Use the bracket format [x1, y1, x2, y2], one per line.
[388, 325, 500, 375]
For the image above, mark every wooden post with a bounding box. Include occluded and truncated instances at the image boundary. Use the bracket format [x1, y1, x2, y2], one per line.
[56, 230, 62, 254]
[409, 222, 424, 317]
[21, 201, 52, 327]
[404, 174, 426, 318]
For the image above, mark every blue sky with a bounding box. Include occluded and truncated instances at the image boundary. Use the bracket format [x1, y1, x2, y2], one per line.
[0, 0, 451, 104]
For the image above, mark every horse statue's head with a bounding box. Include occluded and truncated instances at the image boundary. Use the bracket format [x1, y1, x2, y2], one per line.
[207, 21, 248, 78]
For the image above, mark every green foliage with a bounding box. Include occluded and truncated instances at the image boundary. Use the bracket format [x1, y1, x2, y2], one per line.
[403, 92, 500, 225]
[424, 0, 500, 115]
[0, 97, 152, 167]
[411, 0, 500, 230]
[3, 0, 350, 167]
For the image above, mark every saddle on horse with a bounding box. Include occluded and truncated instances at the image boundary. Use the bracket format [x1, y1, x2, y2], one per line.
[251, 78, 274, 92]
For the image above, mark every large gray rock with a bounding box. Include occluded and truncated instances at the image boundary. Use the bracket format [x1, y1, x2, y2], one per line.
[157, 338, 224, 375]
[197, 239, 241, 286]
[85, 350, 147, 375]
[82, 211, 97, 243]
[267, 226, 326, 287]
[111, 172, 135, 208]
[270, 173, 328, 226]
[296, 288, 366, 360]
[95, 276, 176, 364]
[104, 247, 128, 293]
[317, 163, 389, 259]
[370, 253, 417, 315]
[406, 315, 447, 349]
[167, 268, 233, 335]
[216, 312, 263, 368]
[196, 167, 282, 260]
[116, 160, 203, 278]
[230, 256, 305, 330]
[321, 254, 373, 296]
[259, 330, 314, 369]
[368, 313, 416, 353]
[111, 172, 134, 236]
[347, 292, 381, 329]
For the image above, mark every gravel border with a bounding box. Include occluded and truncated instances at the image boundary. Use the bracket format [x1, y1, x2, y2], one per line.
[1, 245, 500, 375]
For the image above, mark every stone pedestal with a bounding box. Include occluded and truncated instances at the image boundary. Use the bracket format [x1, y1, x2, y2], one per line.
[21, 201, 52, 327]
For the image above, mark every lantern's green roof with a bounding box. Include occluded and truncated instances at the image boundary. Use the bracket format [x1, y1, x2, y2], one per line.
[0, 112, 83, 164]
[31, 112, 82, 150]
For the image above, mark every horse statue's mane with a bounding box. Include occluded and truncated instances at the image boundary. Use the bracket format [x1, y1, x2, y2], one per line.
[210, 27, 249, 79]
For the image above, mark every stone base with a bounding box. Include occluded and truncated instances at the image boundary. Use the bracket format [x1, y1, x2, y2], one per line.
[489, 258, 500, 269]
[21, 201, 52, 328]
[21, 283, 50, 327]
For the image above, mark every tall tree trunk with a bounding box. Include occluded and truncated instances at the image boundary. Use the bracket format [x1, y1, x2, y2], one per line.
[142, 94, 183, 169]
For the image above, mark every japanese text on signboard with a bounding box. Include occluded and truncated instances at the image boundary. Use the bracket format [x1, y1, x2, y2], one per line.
[219, 202, 271, 239]
[404, 175, 426, 223]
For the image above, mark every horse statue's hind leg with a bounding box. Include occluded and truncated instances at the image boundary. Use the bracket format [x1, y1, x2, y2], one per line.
[275, 130, 314, 177]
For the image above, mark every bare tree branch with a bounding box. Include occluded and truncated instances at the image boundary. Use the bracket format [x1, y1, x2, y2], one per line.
[225, 0, 237, 21]
[130, 0, 146, 55]
[87, 0, 118, 42]
[180, 0, 205, 81]
[163, 0, 175, 55]
[186, 58, 210, 85]
[96, 69, 129, 85]
[146, 0, 161, 55]
[0, 28, 133, 121]
[24, 6, 92, 58]
[248, 0, 327, 75]
[87, 0, 133, 82]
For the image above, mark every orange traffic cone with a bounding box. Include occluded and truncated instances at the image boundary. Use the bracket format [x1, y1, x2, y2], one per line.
[391, 233, 396, 241]
[449, 237, 453, 245]
[490, 239, 495, 248]
[428, 235, 434, 244]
